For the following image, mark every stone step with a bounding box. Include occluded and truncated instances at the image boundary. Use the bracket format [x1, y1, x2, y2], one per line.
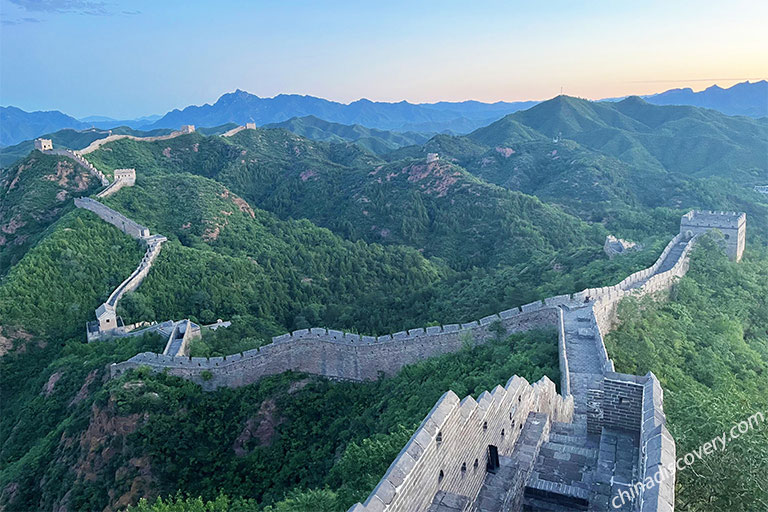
[546, 433, 595, 450]
[523, 476, 590, 511]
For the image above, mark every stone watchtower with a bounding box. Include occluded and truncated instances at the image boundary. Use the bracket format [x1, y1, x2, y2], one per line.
[113, 168, 136, 185]
[95, 303, 117, 331]
[680, 210, 746, 262]
[34, 138, 53, 151]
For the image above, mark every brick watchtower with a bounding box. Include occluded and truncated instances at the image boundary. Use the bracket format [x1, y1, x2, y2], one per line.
[680, 210, 746, 262]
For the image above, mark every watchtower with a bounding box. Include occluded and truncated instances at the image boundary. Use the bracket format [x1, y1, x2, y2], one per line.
[113, 168, 136, 186]
[34, 138, 53, 151]
[245, 122, 256, 130]
[680, 210, 746, 262]
[95, 303, 117, 331]
[179, 125, 195, 134]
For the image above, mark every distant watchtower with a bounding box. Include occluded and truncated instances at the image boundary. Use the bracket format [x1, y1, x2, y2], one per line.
[179, 125, 195, 134]
[34, 138, 53, 151]
[113, 168, 136, 186]
[680, 210, 746, 262]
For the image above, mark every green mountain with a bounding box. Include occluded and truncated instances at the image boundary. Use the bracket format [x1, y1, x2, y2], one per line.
[83, 129, 606, 272]
[502, 95, 768, 181]
[0, 151, 101, 273]
[386, 96, 768, 242]
[264, 115, 432, 154]
[1, 99, 767, 512]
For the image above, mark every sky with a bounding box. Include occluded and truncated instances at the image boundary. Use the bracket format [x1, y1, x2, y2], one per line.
[1, 0, 766, 119]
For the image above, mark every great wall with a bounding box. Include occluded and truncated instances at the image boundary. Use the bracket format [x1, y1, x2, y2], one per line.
[32, 132, 748, 511]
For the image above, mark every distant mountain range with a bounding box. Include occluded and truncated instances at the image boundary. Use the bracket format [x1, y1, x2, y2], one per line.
[1, 81, 765, 149]
[0, 106, 89, 147]
[643, 80, 767, 117]
[143, 90, 538, 134]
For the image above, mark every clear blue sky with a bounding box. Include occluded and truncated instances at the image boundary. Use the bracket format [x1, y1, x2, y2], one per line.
[1, 0, 766, 119]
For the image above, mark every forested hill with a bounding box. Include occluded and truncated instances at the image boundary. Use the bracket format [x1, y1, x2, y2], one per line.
[83, 129, 605, 272]
[387, 96, 768, 240]
[1, 97, 767, 512]
[263, 115, 432, 154]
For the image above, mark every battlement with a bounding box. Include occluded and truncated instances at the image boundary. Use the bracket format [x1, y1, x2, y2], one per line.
[110, 306, 561, 387]
[349, 376, 572, 512]
[681, 210, 746, 229]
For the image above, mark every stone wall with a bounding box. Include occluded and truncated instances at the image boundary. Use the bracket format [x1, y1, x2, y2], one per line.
[47, 148, 110, 186]
[111, 307, 560, 389]
[105, 235, 165, 308]
[348, 376, 573, 512]
[109, 222, 704, 392]
[556, 308, 570, 396]
[74, 197, 150, 239]
[221, 126, 246, 137]
[639, 373, 676, 512]
[76, 128, 196, 155]
[587, 233, 696, 374]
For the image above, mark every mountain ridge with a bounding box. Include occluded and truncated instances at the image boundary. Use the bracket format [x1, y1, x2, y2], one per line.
[3, 81, 765, 148]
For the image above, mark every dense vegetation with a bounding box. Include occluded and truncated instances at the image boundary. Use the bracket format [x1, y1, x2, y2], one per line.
[1, 97, 766, 511]
[606, 239, 768, 511]
[0, 152, 101, 273]
[264, 115, 432, 155]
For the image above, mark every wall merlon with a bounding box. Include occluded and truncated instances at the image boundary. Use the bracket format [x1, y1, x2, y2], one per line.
[520, 302, 542, 312]
[479, 314, 500, 326]
[499, 308, 519, 319]
[458, 396, 478, 419]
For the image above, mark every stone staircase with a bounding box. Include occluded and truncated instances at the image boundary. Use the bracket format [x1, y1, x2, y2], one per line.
[522, 421, 597, 511]
[561, 308, 604, 423]
[474, 413, 551, 512]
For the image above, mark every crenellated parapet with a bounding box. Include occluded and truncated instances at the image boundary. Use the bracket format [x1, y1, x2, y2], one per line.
[74, 197, 150, 239]
[111, 307, 561, 388]
[349, 376, 572, 512]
